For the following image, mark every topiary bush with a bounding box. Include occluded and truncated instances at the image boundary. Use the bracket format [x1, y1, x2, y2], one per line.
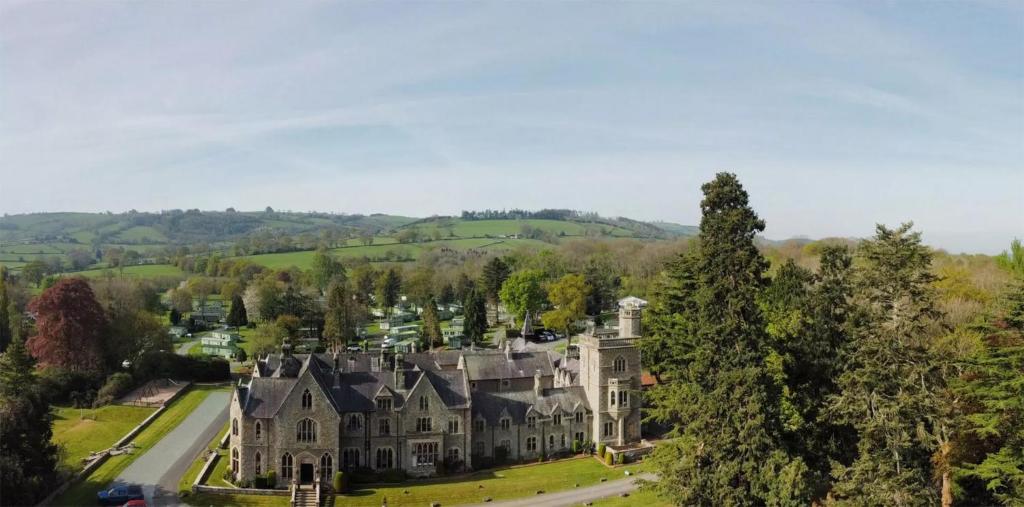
[266, 470, 277, 488]
[596, 443, 606, 458]
[604, 452, 613, 466]
[253, 475, 267, 489]
[333, 471, 346, 492]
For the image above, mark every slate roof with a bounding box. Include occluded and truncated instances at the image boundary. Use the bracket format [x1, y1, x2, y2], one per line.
[241, 351, 470, 418]
[461, 351, 554, 380]
[470, 386, 590, 425]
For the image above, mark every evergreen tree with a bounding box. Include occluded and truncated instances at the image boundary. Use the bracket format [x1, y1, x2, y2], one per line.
[640, 252, 700, 383]
[421, 297, 443, 349]
[323, 279, 357, 350]
[376, 268, 401, 317]
[482, 257, 511, 311]
[827, 223, 946, 505]
[646, 173, 809, 505]
[227, 293, 248, 328]
[462, 288, 488, 345]
[0, 336, 60, 505]
[438, 283, 456, 308]
[168, 307, 181, 326]
[953, 282, 1024, 504]
[0, 274, 11, 353]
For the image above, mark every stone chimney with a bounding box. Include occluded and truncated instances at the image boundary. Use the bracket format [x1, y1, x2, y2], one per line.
[394, 353, 406, 391]
[282, 337, 293, 357]
[618, 302, 642, 338]
[533, 369, 543, 397]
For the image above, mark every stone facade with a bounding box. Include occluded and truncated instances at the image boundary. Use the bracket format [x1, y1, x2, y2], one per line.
[229, 301, 646, 489]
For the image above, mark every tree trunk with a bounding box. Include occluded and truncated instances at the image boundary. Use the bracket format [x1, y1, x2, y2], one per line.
[941, 469, 953, 507]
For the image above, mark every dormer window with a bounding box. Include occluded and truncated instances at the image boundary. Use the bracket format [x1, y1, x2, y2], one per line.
[377, 398, 392, 411]
[527, 416, 536, 428]
[302, 389, 313, 410]
[553, 414, 562, 425]
[575, 411, 584, 423]
[500, 417, 510, 431]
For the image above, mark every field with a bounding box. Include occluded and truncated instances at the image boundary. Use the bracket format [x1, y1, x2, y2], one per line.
[406, 218, 636, 238]
[51, 404, 157, 471]
[237, 237, 553, 270]
[188, 456, 644, 507]
[53, 385, 225, 506]
[75, 264, 185, 278]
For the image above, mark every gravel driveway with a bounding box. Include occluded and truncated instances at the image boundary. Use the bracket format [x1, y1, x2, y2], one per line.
[112, 390, 230, 506]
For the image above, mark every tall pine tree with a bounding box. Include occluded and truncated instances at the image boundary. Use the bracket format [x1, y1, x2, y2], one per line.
[646, 173, 808, 505]
[0, 272, 11, 353]
[827, 223, 946, 505]
[227, 293, 248, 328]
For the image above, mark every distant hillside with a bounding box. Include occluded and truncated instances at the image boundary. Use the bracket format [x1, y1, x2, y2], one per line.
[650, 221, 699, 237]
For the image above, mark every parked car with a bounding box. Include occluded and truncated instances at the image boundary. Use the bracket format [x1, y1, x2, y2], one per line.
[123, 500, 147, 507]
[346, 345, 362, 352]
[97, 485, 144, 506]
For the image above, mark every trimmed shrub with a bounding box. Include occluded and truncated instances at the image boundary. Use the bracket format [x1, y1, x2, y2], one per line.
[596, 443, 606, 458]
[333, 471, 346, 492]
[253, 475, 267, 489]
[604, 452, 613, 466]
[266, 470, 277, 488]
[133, 351, 230, 382]
[571, 440, 581, 454]
[95, 372, 135, 406]
[614, 453, 623, 465]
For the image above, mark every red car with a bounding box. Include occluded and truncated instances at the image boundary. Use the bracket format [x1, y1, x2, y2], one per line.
[123, 500, 147, 507]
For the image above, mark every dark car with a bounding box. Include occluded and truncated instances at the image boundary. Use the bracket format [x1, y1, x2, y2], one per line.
[97, 485, 144, 506]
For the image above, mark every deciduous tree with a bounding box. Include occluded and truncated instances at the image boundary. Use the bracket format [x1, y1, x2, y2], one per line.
[26, 278, 108, 374]
[542, 274, 588, 336]
[499, 269, 546, 324]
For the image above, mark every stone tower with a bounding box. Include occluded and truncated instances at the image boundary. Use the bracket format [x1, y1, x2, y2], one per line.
[578, 299, 644, 447]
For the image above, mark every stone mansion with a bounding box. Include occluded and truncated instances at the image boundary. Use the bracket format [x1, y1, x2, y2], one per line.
[228, 299, 646, 487]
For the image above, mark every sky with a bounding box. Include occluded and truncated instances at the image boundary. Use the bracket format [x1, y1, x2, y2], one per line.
[0, 2, 1021, 254]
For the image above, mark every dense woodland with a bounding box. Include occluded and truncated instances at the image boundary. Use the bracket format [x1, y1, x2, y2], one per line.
[0, 175, 1021, 505]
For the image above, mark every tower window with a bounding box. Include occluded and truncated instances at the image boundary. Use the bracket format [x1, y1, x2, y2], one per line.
[613, 356, 626, 373]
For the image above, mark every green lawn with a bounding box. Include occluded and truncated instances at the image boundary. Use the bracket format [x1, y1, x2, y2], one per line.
[51, 404, 157, 471]
[186, 457, 639, 507]
[53, 385, 226, 506]
[592, 487, 670, 507]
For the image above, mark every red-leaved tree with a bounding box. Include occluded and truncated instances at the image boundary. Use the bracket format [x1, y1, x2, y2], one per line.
[27, 278, 108, 373]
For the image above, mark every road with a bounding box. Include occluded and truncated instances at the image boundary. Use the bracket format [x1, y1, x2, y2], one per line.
[175, 339, 199, 355]
[462, 473, 656, 507]
[112, 391, 230, 506]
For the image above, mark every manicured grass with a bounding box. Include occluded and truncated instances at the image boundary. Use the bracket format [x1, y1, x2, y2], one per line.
[207, 452, 234, 487]
[53, 385, 225, 506]
[338, 456, 632, 506]
[75, 263, 185, 278]
[185, 457, 639, 507]
[51, 404, 157, 472]
[178, 419, 230, 494]
[592, 487, 670, 507]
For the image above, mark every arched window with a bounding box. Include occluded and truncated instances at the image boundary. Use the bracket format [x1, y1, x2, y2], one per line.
[232, 418, 238, 436]
[254, 421, 261, 440]
[255, 451, 262, 475]
[613, 356, 626, 373]
[231, 447, 239, 473]
[343, 448, 360, 469]
[346, 414, 362, 431]
[281, 453, 293, 479]
[297, 418, 317, 442]
[320, 453, 333, 482]
[548, 434, 555, 449]
[302, 389, 313, 410]
[376, 447, 393, 469]
[609, 390, 616, 406]
[619, 391, 628, 406]
[419, 395, 429, 410]
[560, 434, 566, 448]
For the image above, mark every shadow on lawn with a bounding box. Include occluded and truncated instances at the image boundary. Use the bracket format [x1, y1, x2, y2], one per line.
[347, 468, 503, 496]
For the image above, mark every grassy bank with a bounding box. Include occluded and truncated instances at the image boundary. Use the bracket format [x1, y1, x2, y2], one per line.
[51, 404, 156, 472]
[53, 385, 223, 506]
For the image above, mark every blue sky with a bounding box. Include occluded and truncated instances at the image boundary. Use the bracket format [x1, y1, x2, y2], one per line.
[0, 1, 1021, 253]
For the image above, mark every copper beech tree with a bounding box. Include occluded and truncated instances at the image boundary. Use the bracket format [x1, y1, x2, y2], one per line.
[26, 277, 108, 373]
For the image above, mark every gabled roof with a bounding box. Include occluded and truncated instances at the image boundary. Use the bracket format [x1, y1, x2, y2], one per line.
[461, 351, 554, 381]
[470, 386, 590, 425]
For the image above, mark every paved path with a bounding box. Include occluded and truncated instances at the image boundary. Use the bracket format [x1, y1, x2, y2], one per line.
[175, 339, 199, 355]
[462, 473, 656, 507]
[113, 391, 230, 506]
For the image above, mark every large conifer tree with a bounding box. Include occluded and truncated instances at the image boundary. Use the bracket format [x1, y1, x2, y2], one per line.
[646, 173, 808, 505]
[827, 223, 945, 505]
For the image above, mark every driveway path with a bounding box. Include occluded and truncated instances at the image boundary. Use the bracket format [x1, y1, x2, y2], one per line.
[461, 473, 656, 507]
[175, 339, 199, 355]
[113, 390, 229, 506]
